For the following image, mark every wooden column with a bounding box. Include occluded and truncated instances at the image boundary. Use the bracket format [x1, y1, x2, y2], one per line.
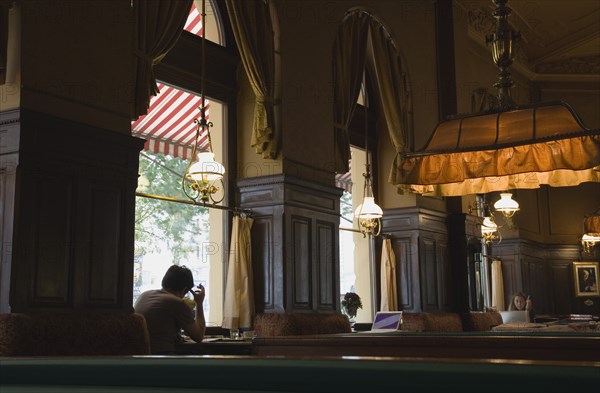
[6, 109, 144, 313]
[379, 207, 450, 312]
[237, 174, 342, 314]
[0, 109, 20, 313]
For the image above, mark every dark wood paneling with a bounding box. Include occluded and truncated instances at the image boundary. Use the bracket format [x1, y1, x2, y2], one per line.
[291, 215, 311, 310]
[447, 214, 482, 312]
[549, 261, 573, 314]
[238, 175, 341, 314]
[381, 208, 450, 312]
[32, 173, 73, 305]
[155, 31, 239, 103]
[250, 213, 279, 312]
[394, 237, 415, 311]
[522, 258, 546, 312]
[492, 239, 599, 315]
[0, 110, 20, 313]
[9, 110, 143, 313]
[419, 232, 450, 312]
[87, 186, 122, 305]
[420, 237, 439, 311]
[438, 240, 452, 309]
[316, 221, 335, 310]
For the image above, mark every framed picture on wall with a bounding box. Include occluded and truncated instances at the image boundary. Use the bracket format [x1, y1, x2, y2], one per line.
[573, 261, 600, 297]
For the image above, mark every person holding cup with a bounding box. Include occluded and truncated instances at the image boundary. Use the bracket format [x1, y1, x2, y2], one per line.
[134, 265, 206, 354]
[508, 291, 535, 322]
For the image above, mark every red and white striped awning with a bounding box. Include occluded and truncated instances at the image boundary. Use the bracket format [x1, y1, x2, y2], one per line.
[132, 83, 210, 160]
[335, 172, 352, 193]
[131, 4, 209, 161]
[132, 3, 353, 191]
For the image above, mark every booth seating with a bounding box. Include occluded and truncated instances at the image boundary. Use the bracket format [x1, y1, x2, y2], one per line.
[252, 311, 502, 336]
[253, 312, 351, 336]
[402, 311, 503, 333]
[0, 312, 151, 356]
[460, 311, 504, 331]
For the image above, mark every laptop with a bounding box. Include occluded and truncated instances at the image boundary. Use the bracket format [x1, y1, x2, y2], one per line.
[365, 311, 403, 333]
[499, 310, 530, 324]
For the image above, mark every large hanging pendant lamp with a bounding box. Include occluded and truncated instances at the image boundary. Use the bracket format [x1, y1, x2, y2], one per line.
[393, 0, 600, 196]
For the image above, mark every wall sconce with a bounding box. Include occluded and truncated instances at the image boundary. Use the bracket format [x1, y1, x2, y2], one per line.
[355, 163, 383, 237]
[481, 216, 499, 245]
[182, 0, 225, 205]
[581, 210, 600, 253]
[468, 195, 504, 245]
[493, 192, 520, 218]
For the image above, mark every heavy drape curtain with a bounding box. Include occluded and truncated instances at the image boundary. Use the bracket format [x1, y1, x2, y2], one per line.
[132, 0, 192, 119]
[222, 216, 254, 330]
[367, 20, 412, 191]
[332, 11, 369, 173]
[491, 259, 505, 311]
[380, 238, 398, 311]
[226, 0, 277, 159]
[333, 10, 412, 176]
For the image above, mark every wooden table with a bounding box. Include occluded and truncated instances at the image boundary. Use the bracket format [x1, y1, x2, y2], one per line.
[174, 337, 253, 355]
[252, 331, 600, 361]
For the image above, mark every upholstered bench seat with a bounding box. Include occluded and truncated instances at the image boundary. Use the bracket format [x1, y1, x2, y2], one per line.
[0, 312, 150, 356]
[402, 311, 502, 333]
[253, 312, 351, 336]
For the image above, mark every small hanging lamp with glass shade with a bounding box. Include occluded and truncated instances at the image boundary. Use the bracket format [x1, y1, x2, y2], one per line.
[493, 193, 519, 218]
[582, 209, 600, 253]
[182, 0, 225, 204]
[481, 216, 499, 245]
[354, 78, 383, 237]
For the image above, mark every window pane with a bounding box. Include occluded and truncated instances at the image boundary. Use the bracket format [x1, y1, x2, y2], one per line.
[339, 146, 371, 322]
[132, 83, 226, 326]
[134, 167, 211, 315]
[186, 0, 223, 45]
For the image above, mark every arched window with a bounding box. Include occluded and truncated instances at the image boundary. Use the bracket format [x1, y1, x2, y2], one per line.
[131, 0, 237, 326]
[334, 8, 412, 320]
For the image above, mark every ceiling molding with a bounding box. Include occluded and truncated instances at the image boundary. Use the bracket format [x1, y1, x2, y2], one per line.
[467, 7, 599, 82]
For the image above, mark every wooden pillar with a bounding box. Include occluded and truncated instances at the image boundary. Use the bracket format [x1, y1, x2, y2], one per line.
[237, 174, 342, 314]
[5, 109, 143, 313]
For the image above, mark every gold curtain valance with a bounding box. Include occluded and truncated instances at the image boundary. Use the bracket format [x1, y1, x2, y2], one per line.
[392, 101, 600, 196]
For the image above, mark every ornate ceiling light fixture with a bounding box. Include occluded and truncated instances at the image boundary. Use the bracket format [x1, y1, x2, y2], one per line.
[394, 0, 600, 196]
[182, 0, 225, 205]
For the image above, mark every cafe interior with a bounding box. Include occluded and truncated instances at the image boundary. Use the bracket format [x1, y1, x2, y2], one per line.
[0, 0, 599, 391]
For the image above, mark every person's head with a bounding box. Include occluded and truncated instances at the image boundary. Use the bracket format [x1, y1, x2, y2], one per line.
[510, 292, 527, 311]
[161, 265, 194, 297]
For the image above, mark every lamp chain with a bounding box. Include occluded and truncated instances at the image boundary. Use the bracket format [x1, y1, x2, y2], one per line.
[181, 0, 224, 205]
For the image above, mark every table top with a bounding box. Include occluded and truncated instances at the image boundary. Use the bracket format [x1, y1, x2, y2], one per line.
[174, 336, 253, 355]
